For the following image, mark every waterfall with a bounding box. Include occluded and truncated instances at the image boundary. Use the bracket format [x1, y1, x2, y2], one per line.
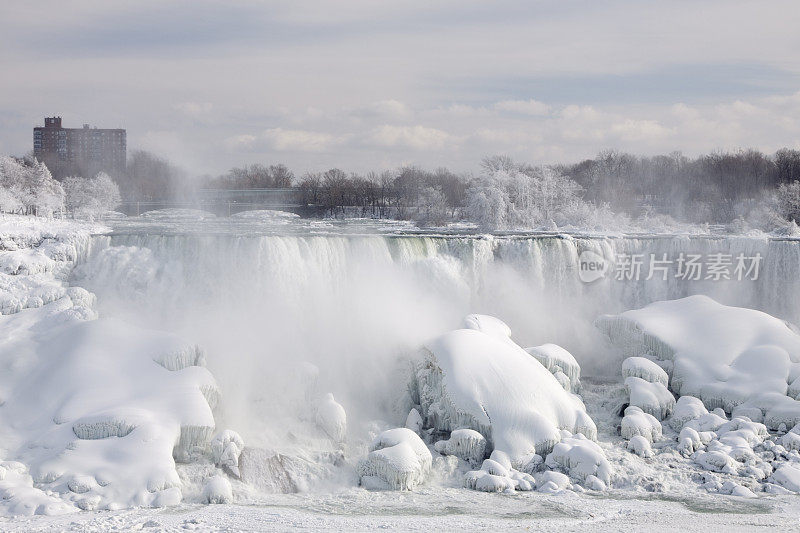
[72, 231, 800, 448]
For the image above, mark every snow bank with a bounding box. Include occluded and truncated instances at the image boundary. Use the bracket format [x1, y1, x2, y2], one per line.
[412, 315, 597, 464]
[599, 295, 800, 428]
[358, 428, 432, 491]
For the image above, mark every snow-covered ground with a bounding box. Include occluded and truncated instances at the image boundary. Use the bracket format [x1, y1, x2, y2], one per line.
[4, 213, 800, 531]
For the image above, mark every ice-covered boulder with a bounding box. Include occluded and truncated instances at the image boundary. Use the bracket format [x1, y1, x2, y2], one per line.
[202, 475, 233, 504]
[782, 423, 800, 451]
[357, 428, 432, 491]
[621, 406, 662, 443]
[627, 435, 654, 458]
[622, 357, 668, 387]
[210, 430, 244, 478]
[770, 463, 800, 493]
[413, 316, 597, 464]
[462, 314, 512, 340]
[315, 393, 347, 444]
[526, 344, 581, 392]
[669, 396, 709, 431]
[625, 377, 675, 420]
[434, 429, 487, 467]
[534, 470, 571, 493]
[464, 450, 534, 493]
[544, 433, 611, 485]
[598, 296, 800, 417]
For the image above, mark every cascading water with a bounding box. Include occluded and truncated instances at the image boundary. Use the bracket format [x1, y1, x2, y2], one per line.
[72, 225, 800, 453]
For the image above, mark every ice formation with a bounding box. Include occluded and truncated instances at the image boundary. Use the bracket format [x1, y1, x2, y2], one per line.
[411, 315, 597, 464]
[315, 393, 347, 444]
[627, 435, 654, 458]
[210, 430, 244, 478]
[434, 428, 487, 467]
[357, 428, 432, 490]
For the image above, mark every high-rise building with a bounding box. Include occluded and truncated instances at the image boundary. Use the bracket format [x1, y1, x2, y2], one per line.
[33, 116, 126, 180]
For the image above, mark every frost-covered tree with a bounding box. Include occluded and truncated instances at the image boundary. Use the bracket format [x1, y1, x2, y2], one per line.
[465, 158, 589, 230]
[776, 180, 800, 224]
[0, 156, 64, 215]
[63, 172, 122, 217]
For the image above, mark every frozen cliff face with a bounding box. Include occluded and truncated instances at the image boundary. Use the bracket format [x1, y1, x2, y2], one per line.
[357, 428, 432, 491]
[412, 315, 597, 464]
[598, 295, 800, 429]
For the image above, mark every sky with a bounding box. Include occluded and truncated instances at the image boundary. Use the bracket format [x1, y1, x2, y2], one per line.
[1, 0, 799, 176]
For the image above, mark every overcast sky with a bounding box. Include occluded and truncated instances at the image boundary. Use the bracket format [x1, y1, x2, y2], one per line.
[1, 0, 799, 176]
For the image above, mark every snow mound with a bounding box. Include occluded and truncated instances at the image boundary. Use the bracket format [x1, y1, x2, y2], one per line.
[627, 435, 654, 458]
[412, 316, 597, 464]
[461, 313, 512, 340]
[622, 357, 668, 387]
[358, 428, 432, 491]
[669, 396, 709, 431]
[210, 430, 244, 479]
[544, 432, 612, 485]
[534, 470, 572, 493]
[405, 408, 423, 434]
[315, 393, 347, 444]
[464, 451, 534, 493]
[621, 406, 662, 443]
[434, 429, 487, 467]
[526, 343, 581, 392]
[770, 463, 800, 493]
[598, 295, 800, 423]
[625, 377, 675, 420]
[202, 475, 233, 504]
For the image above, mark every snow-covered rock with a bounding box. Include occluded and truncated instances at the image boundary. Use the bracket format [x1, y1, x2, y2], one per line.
[621, 406, 662, 443]
[669, 396, 709, 431]
[534, 470, 571, 493]
[770, 463, 800, 493]
[464, 451, 534, 493]
[598, 295, 800, 419]
[544, 432, 612, 485]
[627, 435, 654, 458]
[412, 316, 597, 464]
[622, 357, 669, 387]
[201, 475, 233, 504]
[434, 429, 487, 467]
[358, 428, 432, 491]
[625, 376, 675, 420]
[210, 430, 244, 478]
[315, 393, 347, 444]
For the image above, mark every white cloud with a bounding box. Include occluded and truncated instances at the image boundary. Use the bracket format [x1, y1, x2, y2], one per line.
[494, 99, 550, 116]
[367, 125, 455, 150]
[174, 102, 213, 117]
[262, 128, 341, 152]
